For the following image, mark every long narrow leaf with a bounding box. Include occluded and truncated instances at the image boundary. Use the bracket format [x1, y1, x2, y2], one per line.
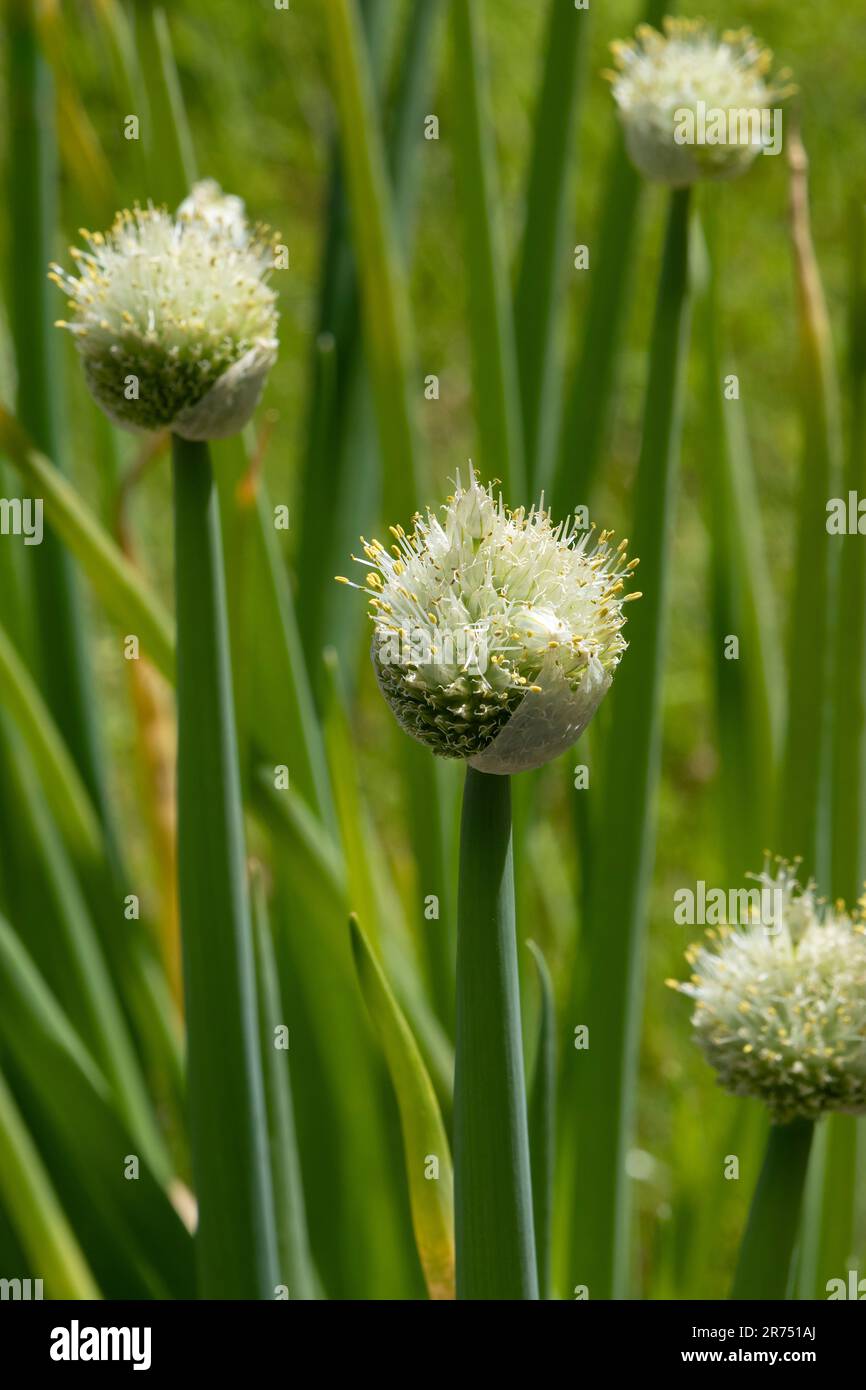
[215, 433, 334, 827]
[779, 128, 844, 1300]
[0, 619, 103, 867]
[296, 1, 442, 682]
[832, 202, 866, 916]
[776, 127, 841, 881]
[322, 0, 426, 521]
[0, 408, 175, 680]
[0, 915, 194, 1298]
[822, 200, 866, 1295]
[322, 0, 456, 1040]
[262, 802, 425, 1299]
[5, 0, 109, 818]
[695, 207, 783, 870]
[251, 869, 315, 1300]
[527, 939, 556, 1300]
[0, 1068, 100, 1299]
[0, 718, 170, 1183]
[350, 913, 455, 1300]
[565, 188, 692, 1300]
[450, 0, 524, 500]
[515, 0, 589, 489]
[545, 0, 671, 515]
[133, 1, 197, 206]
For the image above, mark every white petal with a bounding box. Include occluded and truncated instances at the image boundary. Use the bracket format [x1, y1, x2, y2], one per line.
[469, 653, 610, 775]
[172, 342, 277, 441]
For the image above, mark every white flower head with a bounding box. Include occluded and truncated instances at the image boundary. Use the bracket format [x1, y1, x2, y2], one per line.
[670, 862, 866, 1123]
[50, 181, 279, 439]
[337, 473, 639, 774]
[607, 19, 794, 186]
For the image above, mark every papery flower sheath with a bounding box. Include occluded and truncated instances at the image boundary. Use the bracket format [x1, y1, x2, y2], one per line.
[338, 474, 639, 774]
[50, 180, 279, 439]
[670, 864, 866, 1123]
[607, 18, 794, 186]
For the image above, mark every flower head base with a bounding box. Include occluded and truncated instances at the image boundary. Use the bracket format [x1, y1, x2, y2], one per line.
[50, 180, 279, 439]
[338, 474, 638, 774]
[670, 863, 866, 1123]
[607, 19, 794, 186]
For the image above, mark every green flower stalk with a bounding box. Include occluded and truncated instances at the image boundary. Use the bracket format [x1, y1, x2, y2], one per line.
[564, 21, 795, 1302]
[52, 183, 279, 1297]
[671, 863, 866, 1298]
[340, 475, 637, 1297]
[607, 19, 793, 187]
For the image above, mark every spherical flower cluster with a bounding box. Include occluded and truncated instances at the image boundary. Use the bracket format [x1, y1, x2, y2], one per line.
[607, 19, 793, 186]
[50, 180, 279, 440]
[670, 864, 866, 1123]
[337, 474, 639, 774]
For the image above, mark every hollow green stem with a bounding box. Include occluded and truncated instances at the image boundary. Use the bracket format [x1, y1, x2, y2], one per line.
[172, 435, 276, 1299]
[731, 1119, 814, 1300]
[565, 186, 691, 1300]
[454, 766, 537, 1300]
[527, 939, 556, 1301]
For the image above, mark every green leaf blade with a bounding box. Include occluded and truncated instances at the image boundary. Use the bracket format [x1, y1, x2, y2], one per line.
[350, 913, 455, 1300]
